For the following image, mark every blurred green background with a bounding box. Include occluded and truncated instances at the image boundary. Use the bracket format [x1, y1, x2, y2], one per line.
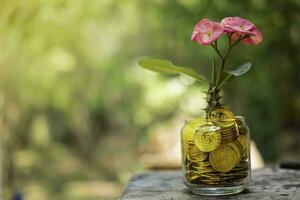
[0, 0, 300, 199]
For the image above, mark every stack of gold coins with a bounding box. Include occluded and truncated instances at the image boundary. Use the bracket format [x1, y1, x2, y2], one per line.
[219, 120, 239, 144]
[237, 134, 248, 160]
[181, 118, 211, 183]
[208, 107, 239, 144]
[182, 108, 249, 185]
[228, 140, 244, 163]
[186, 145, 208, 162]
[182, 119, 219, 184]
[236, 116, 250, 161]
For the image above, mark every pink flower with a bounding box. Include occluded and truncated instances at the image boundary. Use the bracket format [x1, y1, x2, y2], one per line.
[221, 17, 256, 34]
[239, 28, 263, 45]
[191, 19, 223, 45]
[221, 16, 263, 45]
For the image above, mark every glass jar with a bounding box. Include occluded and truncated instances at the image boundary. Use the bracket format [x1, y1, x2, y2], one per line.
[181, 116, 250, 196]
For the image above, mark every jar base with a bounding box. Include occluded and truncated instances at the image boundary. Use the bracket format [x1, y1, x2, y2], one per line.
[184, 181, 245, 196]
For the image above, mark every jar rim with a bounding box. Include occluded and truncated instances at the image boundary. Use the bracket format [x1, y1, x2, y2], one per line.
[185, 115, 245, 123]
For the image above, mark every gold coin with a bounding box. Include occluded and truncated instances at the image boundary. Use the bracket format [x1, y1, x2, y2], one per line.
[191, 166, 212, 172]
[193, 161, 211, 166]
[237, 134, 248, 150]
[182, 118, 208, 142]
[209, 145, 239, 173]
[237, 134, 249, 159]
[188, 152, 208, 162]
[194, 125, 221, 152]
[220, 123, 239, 144]
[218, 119, 237, 128]
[187, 174, 201, 181]
[228, 140, 243, 165]
[209, 115, 239, 145]
[184, 143, 208, 162]
[191, 169, 215, 175]
[229, 140, 243, 153]
[208, 107, 235, 122]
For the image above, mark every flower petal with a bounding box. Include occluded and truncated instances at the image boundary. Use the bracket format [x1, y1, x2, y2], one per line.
[241, 28, 263, 45]
[191, 19, 213, 41]
[221, 16, 255, 34]
[191, 19, 223, 45]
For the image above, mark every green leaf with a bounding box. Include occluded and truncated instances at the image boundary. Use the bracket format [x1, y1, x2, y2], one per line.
[138, 58, 207, 83]
[217, 62, 252, 89]
[227, 62, 252, 76]
[138, 58, 176, 74]
[173, 65, 207, 82]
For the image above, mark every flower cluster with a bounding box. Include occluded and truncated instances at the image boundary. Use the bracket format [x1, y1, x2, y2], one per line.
[191, 16, 262, 45]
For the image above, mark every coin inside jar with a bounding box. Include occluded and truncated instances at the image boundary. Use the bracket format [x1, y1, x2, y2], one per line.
[194, 124, 221, 152]
[186, 145, 208, 162]
[237, 134, 248, 159]
[228, 140, 243, 164]
[182, 118, 208, 142]
[208, 107, 235, 122]
[209, 144, 239, 173]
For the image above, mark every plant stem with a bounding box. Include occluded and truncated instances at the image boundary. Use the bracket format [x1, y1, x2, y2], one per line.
[211, 58, 216, 86]
[206, 85, 221, 117]
[211, 42, 223, 60]
[206, 34, 251, 113]
[214, 35, 243, 87]
[215, 58, 225, 87]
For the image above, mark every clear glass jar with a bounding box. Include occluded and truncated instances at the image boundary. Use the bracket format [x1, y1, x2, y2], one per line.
[181, 116, 250, 196]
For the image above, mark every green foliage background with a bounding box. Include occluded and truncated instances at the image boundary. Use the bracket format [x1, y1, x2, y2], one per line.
[0, 0, 299, 199]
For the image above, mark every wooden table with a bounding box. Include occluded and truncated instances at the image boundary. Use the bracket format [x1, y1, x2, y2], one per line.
[120, 167, 300, 199]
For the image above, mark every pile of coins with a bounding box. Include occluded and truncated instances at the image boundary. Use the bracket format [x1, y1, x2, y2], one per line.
[182, 107, 250, 185]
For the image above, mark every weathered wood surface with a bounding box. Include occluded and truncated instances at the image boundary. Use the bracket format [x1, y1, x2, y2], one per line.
[120, 167, 300, 200]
